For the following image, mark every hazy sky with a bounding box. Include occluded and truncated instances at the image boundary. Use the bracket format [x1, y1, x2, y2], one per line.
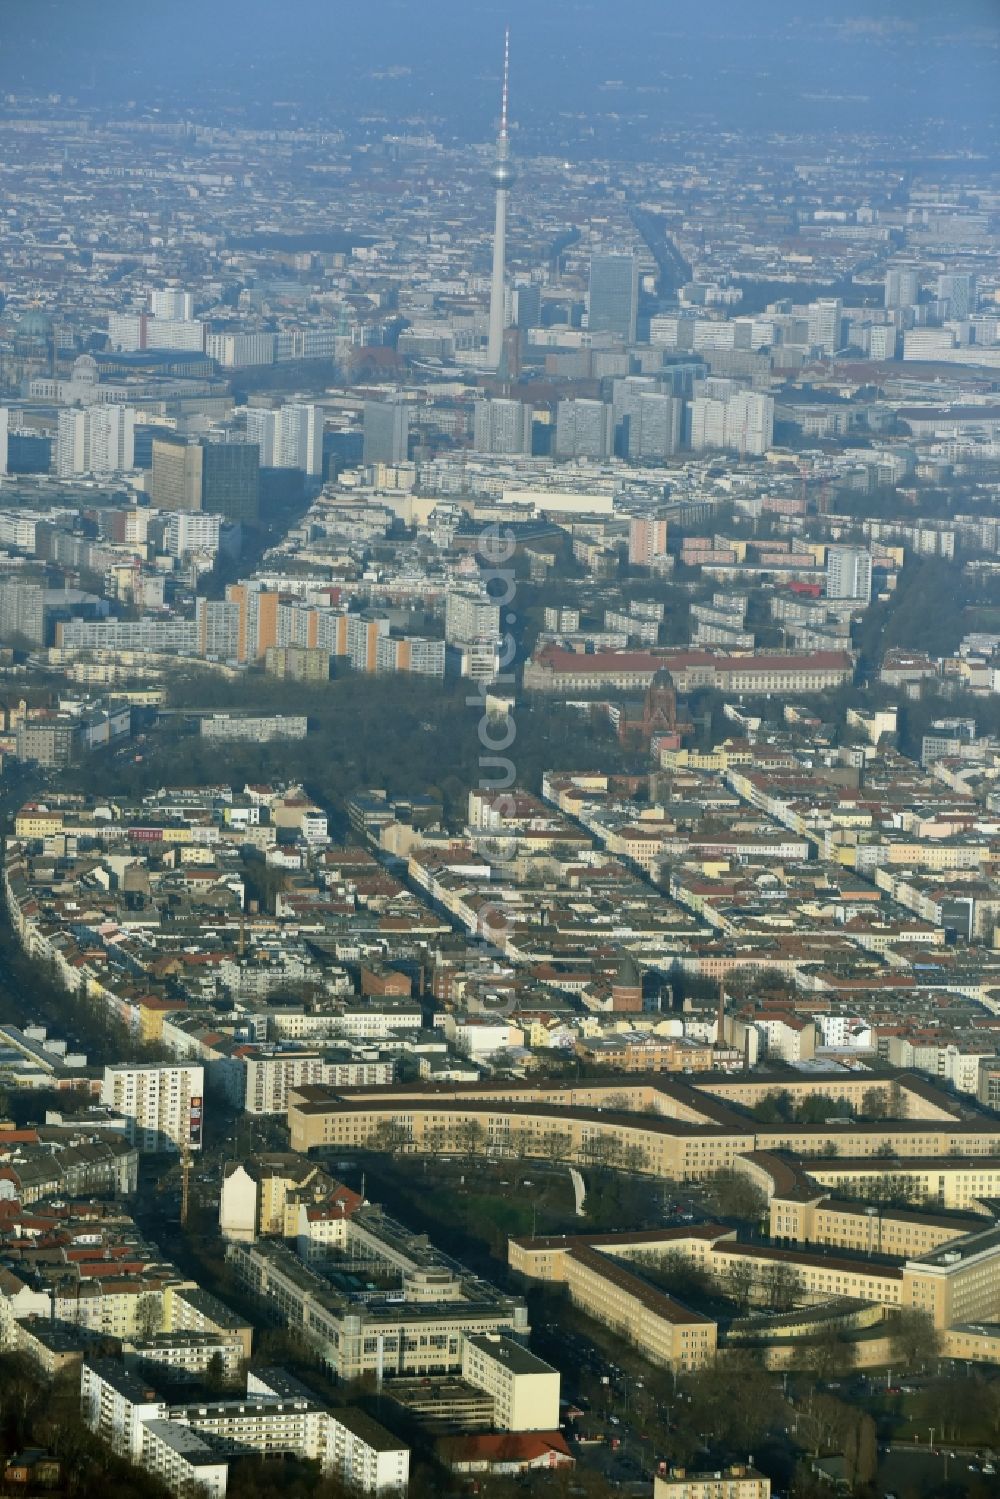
[1, 1, 999, 145]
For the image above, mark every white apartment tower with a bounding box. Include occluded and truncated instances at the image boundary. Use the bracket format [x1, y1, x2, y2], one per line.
[246, 403, 323, 475]
[724, 391, 774, 457]
[554, 398, 614, 460]
[473, 397, 532, 455]
[445, 587, 501, 646]
[807, 298, 843, 357]
[101, 1063, 204, 1153]
[689, 396, 729, 452]
[826, 545, 873, 603]
[56, 405, 136, 477]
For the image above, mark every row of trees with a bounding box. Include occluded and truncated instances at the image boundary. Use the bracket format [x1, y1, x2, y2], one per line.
[366, 1118, 651, 1175]
[750, 1082, 906, 1126]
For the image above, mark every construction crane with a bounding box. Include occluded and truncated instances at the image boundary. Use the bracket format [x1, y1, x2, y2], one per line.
[180, 1139, 192, 1227]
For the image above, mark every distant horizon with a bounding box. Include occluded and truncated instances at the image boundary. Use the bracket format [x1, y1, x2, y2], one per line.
[0, 0, 998, 147]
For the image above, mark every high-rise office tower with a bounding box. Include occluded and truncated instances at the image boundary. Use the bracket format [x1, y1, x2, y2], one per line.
[151, 435, 259, 522]
[0, 407, 8, 477]
[151, 436, 204, 512]
[826, 546, 873, 603]
[589, 254, 639, 343]
[936, 273, 976, 320]
[202, 440, 260, 525]
[363, 401, 409, 466]
[487, 30, 514, 369]
[473, 398, 532, 455]
[884, 267, 919, 309]
[807, 298, 843, 357]
[514, 283, 540, 330]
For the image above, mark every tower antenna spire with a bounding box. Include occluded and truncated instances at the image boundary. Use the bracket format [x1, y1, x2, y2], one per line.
[500, 26, 510, 143]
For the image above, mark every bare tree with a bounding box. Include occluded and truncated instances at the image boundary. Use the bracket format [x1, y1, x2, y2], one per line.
[369, 1119, 412, 1155]
[888, 1309, 941, 1370]
[759, 1260, 802, 1311]
[723, 1259, 756, 1313]
[455, 1118, 487, 1161]
[540, 1129, 573, 1163]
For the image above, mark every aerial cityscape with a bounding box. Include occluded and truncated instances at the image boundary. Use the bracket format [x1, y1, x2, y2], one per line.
[0, 2, 999, 1496]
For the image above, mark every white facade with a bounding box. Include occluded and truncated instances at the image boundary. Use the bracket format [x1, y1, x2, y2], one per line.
[690, 396, 728, 451]
[55, 409, 88, 476]
[807, 297, 843, 356]
[278, 403, 323, 475]
[140, 1420, 228, 1499]
[724, 391, 774, 457]
[145, 318, 206, 352]
[206, 332, 276, 368]
[473, 399, 532, 455]
[242, 1051, 395, 1116]
[869, 324, 897, 361]
[56, 404, 136, 477]
[81, 1360, 169, 1462]
[245, 407, 278, 466]
[461, 1333, 560, 1431]
[82, 1359, 409, 1499]
[554, 398, 614, 460]
[150, 288, 194, 321]
[445, 587, 501, 647]
[246, 404, 322, 474]
[219, 1163, 259, 1242]
[100, 1063, 204, 1153]
[826, 545, 873, 603]
[166, 510, 223, 558]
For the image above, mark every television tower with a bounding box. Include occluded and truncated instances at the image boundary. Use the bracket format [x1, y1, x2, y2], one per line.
[487, 28, 514, 369]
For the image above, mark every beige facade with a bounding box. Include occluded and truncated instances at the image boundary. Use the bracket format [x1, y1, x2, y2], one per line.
[287, 1091, 753, 1180]
[696, 1073, 958, 1122]
[509, 1236, 717, 1371]
[769, 1194, 984, 1260]
[286, 1076, 999, 1183]
[654, 1467, 770, 1499]
[808, 1156, 1000, 1212]
[461, 1334, 560, 1432]
[512, 1217, 1000, 1345]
